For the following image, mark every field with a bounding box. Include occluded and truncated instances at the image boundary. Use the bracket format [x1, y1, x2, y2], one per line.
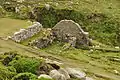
[0, 18, 32, 36]
[0, 0, 120, 80]
[0, 18, 120, 80]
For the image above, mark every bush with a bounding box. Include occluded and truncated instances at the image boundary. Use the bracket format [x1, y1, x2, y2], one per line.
[33, 7, 84, 28]
[9, 57, 43, 74]
[12, 72, 37, 80]
[0, 63, 16, 80]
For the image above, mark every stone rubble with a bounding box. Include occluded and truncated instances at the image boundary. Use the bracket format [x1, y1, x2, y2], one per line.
[11, 22, 42, 42]
[30, 30, 55, 48]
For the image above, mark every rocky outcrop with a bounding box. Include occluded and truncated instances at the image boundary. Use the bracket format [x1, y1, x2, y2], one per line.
[11, 22, 42, 42]
[50, 70, 66, 80]
[66, 68, 86, 79]
[58, 68, 70, 79]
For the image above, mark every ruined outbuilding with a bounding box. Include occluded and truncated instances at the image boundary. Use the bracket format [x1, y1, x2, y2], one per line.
[52, 20, 90, 47]
[11, 20, 90, 49]
[30, 20, 90, 49]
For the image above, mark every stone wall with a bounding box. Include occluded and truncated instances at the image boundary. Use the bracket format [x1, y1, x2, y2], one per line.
[11, 22, 42, 42]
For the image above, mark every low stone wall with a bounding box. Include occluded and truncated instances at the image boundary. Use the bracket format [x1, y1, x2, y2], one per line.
[11, 22, 42, 42]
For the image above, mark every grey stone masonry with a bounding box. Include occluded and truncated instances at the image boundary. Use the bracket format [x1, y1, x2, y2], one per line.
[11, 22, 42, 42]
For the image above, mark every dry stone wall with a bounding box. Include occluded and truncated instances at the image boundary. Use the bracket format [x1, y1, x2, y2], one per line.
[11, 22, 42, 42]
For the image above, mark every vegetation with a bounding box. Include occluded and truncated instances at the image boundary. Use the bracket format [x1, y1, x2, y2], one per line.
[0, 0, 120, 80]
[12, 72, 37, 80]
[0, 63, 16, 80]
[0, 52, 43, 80]
[42, 42, 120, 80]
[9, 57, 42, 74]
[33, 6, 120, 46]
[0, 18, 32, 36]
[0, 0, 119, 46]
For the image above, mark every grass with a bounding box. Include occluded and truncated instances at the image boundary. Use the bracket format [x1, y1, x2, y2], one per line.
[0, 18, 120, 80]
[20, 0, 119, 46]
[0, 18, 32, 36]
[1, 0, 120, 46]
[22, 0, 120, 19]
[0, 17, 119, 80]
[0, 0, 120, 80]
[41, 42, 120, 80]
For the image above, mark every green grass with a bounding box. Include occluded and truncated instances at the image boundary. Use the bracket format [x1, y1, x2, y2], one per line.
[0, 0, 120, 80]
[41, 42, 120, 80]
[22, 0, 120, 46]
[0, 18, 32, 36]
[1, 0, 120, 46]
[0, 19, 119, 80]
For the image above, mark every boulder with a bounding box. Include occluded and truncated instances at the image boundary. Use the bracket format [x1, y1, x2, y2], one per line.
[37, 63, 54, 75]
[85, 77, 94, 80]
[50, 70, 66, 80]
[66, 68, 86, 79]
[38, 74, 52, 80]
[58, 68, 70, 79]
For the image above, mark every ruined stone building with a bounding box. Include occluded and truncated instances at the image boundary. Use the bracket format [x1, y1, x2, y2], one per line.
[52, 20, 90, 47]
[30, 20, 90, 49]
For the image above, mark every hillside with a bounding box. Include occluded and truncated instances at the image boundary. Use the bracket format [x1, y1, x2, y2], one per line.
[0, 0, 120, 80]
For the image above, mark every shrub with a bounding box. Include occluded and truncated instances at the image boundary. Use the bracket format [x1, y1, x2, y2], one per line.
[12, 72, 37, 80]
[9, 57, 43, 74]
[0, 63, 16, 80]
